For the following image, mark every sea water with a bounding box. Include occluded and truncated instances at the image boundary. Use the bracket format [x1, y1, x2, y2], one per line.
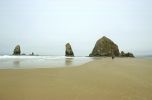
[0, 55, 92, 69]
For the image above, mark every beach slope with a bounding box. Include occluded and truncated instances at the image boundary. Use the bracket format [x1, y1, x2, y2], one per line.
[0, 58, 152, 100]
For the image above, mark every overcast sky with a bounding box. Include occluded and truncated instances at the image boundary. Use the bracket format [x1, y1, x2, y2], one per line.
[0, 0, 152, 56]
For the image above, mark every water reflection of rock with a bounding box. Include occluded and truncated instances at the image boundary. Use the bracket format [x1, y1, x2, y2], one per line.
[65, 58, 73, 66]
[90, 57, 103, 60]
[13, 60, 20, 67]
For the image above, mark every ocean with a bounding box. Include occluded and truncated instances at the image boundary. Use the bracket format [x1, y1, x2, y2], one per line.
[0, 55, 92, 69]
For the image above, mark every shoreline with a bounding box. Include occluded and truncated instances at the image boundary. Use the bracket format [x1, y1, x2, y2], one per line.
[0, 58, 152, 100]
[0, 56, 93, 69]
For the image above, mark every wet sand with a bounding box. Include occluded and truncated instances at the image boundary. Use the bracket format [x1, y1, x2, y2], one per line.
[0, 58, 152, 100]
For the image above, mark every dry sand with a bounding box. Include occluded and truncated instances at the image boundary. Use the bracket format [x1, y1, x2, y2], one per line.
[0, 58, 152, 100]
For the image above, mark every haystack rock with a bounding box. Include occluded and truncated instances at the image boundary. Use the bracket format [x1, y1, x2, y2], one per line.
[65, 43, 74, 56]
[89, 36, 120, 57]
[13, 45, 21, 55]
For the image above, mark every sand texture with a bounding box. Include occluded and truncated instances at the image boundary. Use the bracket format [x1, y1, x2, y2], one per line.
[0, 58, 152, 100]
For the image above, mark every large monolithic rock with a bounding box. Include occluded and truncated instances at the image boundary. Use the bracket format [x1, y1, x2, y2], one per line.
[65, 43, 74, 56]
[13, 45, 21, 55]
[89, 36, 120, 57]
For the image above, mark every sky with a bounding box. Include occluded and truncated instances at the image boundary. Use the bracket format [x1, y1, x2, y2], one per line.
[0, 0, 152, 56]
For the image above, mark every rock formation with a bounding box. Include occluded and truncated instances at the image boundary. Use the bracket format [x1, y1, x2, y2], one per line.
[120, 51, 125, 56]
[32, 52, 34, 55]
[13, 45, 21, 55]
[29, 52, 34, 56]
[120, 51, 134, 57]
[65, 43, 74, 56]
[21, 53, 26, 55]
[89, 36, 120, 57]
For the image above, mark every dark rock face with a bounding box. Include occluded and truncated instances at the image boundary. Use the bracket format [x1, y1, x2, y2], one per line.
[13, 45, 21, 55]
[120, 51, 134, 57]
[32, 52, 34, 55]
[21, 53, 26, 55]
[29, 52, 34, 56]
[120, 51, 125, 56]
[89, 36, 120, 57]
[65, 43, 74, 56]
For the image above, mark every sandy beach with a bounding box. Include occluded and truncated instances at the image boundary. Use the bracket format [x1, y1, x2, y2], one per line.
[0, 58, 152, 100]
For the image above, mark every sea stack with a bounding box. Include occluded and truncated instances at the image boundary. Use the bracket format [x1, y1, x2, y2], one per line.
[89, 36, 120, 57]
[65, 43, 74, 56]
[13, 45, 21, 55]
[120, 51, 134, 57]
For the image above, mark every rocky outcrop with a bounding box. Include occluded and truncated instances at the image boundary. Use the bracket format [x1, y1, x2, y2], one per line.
[65, 43, 74, 56]
[89, 36, 120, 57]
[120, 51, 125, 56]
[21, 53, 26, 55]
[13, 45, 21, 55]
[29, 52, 34, 56]
[120, 51, 134, 57]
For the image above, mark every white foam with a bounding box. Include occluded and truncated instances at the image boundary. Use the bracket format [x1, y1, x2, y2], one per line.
[0, 55, 92, 69]
[0, 55, 65, 59]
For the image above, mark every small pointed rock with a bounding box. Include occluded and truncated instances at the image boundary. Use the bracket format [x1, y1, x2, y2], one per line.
[65, 43, 74, 56]
[13, 45, 21, 55]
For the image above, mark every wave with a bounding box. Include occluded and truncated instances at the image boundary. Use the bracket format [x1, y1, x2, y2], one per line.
[0, 55, 92, 69]
[0, 55, 65, 59]
[0, 55, 90, 60]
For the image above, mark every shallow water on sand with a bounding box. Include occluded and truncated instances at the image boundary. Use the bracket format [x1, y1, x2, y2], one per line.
[0, 56, 92, 69]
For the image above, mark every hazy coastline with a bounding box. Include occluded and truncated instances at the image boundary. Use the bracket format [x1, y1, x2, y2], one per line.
[0, 0, 152, 100]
